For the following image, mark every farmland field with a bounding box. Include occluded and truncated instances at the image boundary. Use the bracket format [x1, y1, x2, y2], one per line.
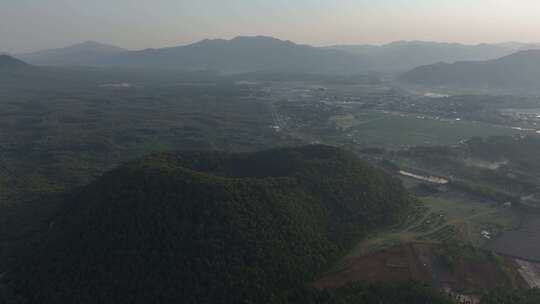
[348, 187, 519, 257]
[334, 111, 526, 149]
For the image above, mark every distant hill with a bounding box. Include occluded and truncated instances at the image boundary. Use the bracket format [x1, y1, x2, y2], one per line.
[99, 36, 366, 74]
[0, 55, 29, 69]
[328, 41, 524, 71]
[400, 50, 540, 88]
[18, 41, 127, 66]
[6, 145, 416, 304]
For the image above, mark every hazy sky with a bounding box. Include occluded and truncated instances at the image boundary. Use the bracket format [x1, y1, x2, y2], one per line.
[2, 0, 540, 53]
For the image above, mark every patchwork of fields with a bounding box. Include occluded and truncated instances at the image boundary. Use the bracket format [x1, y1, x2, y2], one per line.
[348, 186, 519, 257]
[332, 111, 526, 149]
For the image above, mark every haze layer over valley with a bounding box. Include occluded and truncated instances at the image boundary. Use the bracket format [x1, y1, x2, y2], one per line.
[3, 1, 540, 303]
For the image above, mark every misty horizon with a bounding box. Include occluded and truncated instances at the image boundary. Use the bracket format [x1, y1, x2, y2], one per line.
[4, 2, 540, 304]
[3, 0, 540, 53]
[4, 36, 540, 55]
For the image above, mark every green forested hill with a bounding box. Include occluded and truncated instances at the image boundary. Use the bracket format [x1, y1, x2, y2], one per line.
[4, 145, 435, 304]
[480, 289, 540, 304]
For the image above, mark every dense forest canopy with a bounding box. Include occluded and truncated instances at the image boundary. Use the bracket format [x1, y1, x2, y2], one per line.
[4, 145, 415, 304]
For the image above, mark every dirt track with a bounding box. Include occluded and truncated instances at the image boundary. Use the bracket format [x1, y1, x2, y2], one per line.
[516, 260, 540, 288]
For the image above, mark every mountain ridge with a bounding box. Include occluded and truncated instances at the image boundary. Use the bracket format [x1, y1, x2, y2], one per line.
[18, 41, 127, 66]
[399, 49, 540, 88]
[14, 37, 540, 74]
[326, 41, 532, 71]
[99, 36, 365, 74]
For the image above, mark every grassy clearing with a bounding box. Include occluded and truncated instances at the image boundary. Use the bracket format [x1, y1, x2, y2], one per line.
[348, 190, 519, 257]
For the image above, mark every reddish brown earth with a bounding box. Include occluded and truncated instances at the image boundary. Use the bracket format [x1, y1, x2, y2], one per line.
[315, 242, 527, 292]
[315, 243, 431, 289]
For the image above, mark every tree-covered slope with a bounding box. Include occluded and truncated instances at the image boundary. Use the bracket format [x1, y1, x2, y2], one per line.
[480, 289, 540, 304]
[6, 145, 414, 304]
[287, 282, 453, 304]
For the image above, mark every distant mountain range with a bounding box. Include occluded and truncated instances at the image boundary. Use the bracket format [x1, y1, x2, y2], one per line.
[16, 37, 366, 74]
[18, 41, 127, 66]
[0, 55, 29, 69]
[400, 49, 540, 88]
[100, 36, 367, 74]
[12, 37, 540, 75]
[326, 41, 536, 71]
